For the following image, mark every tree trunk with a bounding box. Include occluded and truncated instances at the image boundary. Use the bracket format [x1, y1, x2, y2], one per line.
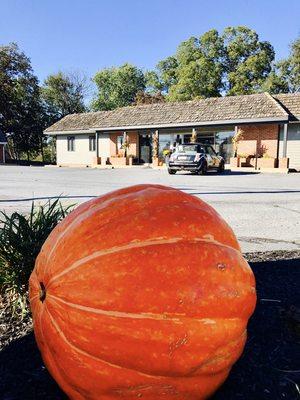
[40, 138, 45, 163]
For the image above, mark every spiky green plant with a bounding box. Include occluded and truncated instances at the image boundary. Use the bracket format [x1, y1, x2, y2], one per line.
[0, 199, 74, 318]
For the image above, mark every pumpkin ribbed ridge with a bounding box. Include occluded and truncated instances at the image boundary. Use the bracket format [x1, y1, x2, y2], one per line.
[47, 236, 241, 287]
[48, 294, 244, 323]
[45, 305, 246, 378]
[44, 185, 182, 263]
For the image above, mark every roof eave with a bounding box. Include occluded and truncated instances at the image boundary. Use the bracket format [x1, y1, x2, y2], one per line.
[44, 116, 289, 135]
[44, 129, 96, 136]
[93, 116, 290, 131]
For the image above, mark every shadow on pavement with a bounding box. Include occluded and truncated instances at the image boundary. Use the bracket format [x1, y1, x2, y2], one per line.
[174, 170, 260, 176]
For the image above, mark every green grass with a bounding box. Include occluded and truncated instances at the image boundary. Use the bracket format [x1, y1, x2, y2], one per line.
[0, 199, 74, 318]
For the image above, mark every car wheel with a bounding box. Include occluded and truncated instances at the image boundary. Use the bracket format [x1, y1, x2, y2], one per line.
[168, 169, 176, 175]
[198, 163, 207, 175]
[218, 161, 225, 173]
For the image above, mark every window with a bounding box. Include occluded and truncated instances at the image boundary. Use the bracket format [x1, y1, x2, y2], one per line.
[117, 135, 123, 151]
[89, 136, 96, 151]
[177, 144, 204, 153]
[215, 131, 234, 163]
[67, 136, 75, 151]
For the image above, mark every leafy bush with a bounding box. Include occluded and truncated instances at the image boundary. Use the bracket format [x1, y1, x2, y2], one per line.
[0, 199, 73, 318]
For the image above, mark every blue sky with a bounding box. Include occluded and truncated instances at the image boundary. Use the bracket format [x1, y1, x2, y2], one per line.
[1, 0, 300, 83]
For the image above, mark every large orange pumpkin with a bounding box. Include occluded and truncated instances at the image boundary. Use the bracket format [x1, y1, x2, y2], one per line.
[29, 184, 256, 400]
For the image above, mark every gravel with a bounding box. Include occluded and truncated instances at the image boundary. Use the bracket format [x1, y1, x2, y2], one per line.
[245, 250, 300, 263]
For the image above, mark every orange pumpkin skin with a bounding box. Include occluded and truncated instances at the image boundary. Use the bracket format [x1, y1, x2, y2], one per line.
[29, 184, 256, 400]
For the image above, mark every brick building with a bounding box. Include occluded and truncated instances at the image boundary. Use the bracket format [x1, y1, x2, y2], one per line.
[45, 92, 300, 171]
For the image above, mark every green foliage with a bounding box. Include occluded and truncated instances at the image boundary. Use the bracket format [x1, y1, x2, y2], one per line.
[157, 56, 179, 90]
[41, 71, 87, 123]
[276, 37, 300, 93]
[223, 26, 275, 94]
[149, 26, 278, 100]
[144, 70, 164, 93]
[261, 36, 300, 94]
[0, 43, 45, 157]
[159, 31, 225, 100]
[261, 71, 289, 94]
[42, 139, 56, 163]
[0, 199, 73, 317]
[0, 43, 89, 161]
[92, 63, 145, 111]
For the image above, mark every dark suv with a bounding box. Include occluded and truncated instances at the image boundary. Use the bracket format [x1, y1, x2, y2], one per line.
[167, 143, 225, 175]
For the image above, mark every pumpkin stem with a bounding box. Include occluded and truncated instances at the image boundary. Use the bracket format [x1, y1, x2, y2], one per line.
[39, 282, 46, 302]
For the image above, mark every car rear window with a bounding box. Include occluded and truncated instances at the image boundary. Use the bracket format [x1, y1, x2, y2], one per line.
[177, 144, 205, 153]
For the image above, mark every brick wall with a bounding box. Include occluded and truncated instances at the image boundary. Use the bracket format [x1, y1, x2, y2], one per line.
[110, 132, 118, 156]
[110, 131, 138, 157]
[237, 124, 279, 158]
[128, 131, 138, 157]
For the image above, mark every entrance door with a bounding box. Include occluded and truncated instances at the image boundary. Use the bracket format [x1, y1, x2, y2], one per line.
[139, 134, 152, 163]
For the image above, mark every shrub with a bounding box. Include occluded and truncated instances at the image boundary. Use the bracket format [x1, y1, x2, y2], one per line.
[0, 199, 74, 319]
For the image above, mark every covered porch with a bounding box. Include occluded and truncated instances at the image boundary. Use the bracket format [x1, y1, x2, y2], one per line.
[94, 125, 236, 167]
[94, 121, 290, 170]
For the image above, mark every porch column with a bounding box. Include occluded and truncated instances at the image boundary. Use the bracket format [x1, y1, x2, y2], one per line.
[153, 130, 159, 158]
[191, 128, 197, 143]
[282, 123, 288, 158]
[95, 131, 99, 157]
[123, 131, 128, 157]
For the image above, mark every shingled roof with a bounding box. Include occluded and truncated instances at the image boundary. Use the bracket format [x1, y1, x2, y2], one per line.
[45, 92, 296, 134]
[273, 93, 300, 121]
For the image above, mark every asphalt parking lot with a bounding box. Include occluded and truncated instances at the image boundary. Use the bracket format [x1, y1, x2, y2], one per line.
[0, 165, 299, 253]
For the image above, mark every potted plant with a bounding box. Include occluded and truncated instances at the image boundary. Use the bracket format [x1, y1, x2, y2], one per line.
[109, 153, 128, 166]
[163, 148, 172, 164]
[190, 129, 197, 144]
[257, 154, 277, 168]
[121, 132, 130, 157]
[237, 153, 254, 167]
[230, 128, 244, 167]
[127, 154, 134, 166]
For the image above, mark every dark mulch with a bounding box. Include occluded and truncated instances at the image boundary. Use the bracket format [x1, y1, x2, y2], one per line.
[0, 255, 299, 400]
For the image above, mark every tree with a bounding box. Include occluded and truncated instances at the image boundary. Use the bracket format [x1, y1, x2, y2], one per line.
[41, 71, 87, 123]
[260, 35, 300, 94]
[0, 43, 44, 159]
[286, 36, 300, 91]
[92, 63, 145, 111]
[261, 70, 289, 94]
[150, 26, 276, 100]
[155, 30, 224, 100]
[156, 57, 179, 91]
[276, 37, 300, 93]
[222, 26, 275, 95]
[144, 70, 165, 93]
